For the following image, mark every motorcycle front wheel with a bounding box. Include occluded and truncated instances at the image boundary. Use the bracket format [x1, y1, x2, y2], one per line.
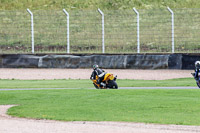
[93, 83, 99, 89]
[107, 80, 118, 89]
[197, 82, 200, 88]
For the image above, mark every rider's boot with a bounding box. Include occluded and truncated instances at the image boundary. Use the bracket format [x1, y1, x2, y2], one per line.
[100, 82, 106, 88]
[114, 75, 117, 81]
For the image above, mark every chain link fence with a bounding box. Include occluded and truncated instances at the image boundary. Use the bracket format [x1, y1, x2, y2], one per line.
[0, 9, 200, 54]
[0, 11, 30, 53]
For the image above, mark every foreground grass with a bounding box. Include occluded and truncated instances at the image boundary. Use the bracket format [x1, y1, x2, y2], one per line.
[1, 89, 200, 125]
[0, 78, 196, 89]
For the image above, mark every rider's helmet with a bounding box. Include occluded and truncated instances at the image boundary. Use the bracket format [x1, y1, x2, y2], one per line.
[195, 61, 200, 69]
[93, 64, 99, 70]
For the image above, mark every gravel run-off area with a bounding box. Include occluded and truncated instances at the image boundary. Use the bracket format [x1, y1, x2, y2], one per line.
[0, 68, 194, 80]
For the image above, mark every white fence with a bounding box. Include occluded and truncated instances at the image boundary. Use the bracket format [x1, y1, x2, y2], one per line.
[0, 8, 200, 53]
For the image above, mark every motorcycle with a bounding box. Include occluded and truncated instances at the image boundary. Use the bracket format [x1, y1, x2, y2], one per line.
[191, 72, 200, 88]
[91, 72, 118, 89]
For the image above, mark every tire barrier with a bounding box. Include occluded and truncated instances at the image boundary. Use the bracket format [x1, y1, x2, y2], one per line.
[0, 54, 199, 69]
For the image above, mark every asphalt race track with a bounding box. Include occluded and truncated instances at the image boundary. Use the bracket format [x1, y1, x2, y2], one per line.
[0, 87, 199, 91]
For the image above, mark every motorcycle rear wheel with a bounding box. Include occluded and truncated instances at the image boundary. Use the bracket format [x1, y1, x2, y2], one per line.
[107, 80, 118, 89]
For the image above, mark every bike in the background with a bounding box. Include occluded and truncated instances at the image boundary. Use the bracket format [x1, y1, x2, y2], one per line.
[191, 73, 200, 88]
[191, 61, 200, 88]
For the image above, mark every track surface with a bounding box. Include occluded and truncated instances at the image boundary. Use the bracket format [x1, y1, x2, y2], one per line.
[0, 68, 199, 133]
[0, 87, 199, 91]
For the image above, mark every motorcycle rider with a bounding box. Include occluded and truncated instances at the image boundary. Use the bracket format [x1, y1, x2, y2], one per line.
[90, 64, 106, 88]
[195, 61, 200, 80]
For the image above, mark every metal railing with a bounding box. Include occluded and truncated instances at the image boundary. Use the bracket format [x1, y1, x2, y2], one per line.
[0, 8, 200, 54]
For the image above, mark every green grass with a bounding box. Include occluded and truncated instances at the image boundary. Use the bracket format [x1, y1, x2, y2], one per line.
[0, 78, 199, 125]
[1, 89, 200, 125]
[0, 78, 196, 89]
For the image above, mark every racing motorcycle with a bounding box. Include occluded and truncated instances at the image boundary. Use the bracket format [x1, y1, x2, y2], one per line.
[191, 72, 200, 88]
[91, 72, 118, 89]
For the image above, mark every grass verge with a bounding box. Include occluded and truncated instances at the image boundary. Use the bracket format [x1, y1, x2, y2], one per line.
[1, 89, 200, 125]
[0, 78, 196, 89]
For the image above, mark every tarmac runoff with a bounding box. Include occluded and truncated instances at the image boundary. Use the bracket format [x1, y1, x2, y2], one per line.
[0, 87, 199, 91]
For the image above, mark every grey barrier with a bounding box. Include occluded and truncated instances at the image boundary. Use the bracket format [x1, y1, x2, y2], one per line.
[0, 54, 199, 69]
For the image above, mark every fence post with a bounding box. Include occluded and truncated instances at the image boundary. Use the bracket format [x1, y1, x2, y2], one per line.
[63, 9, 70, 54]
[98, 8, 105, 53]
[27, 8, 34, 53]
[133, 8, 140, 53]
[167, 7, 175, 53]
